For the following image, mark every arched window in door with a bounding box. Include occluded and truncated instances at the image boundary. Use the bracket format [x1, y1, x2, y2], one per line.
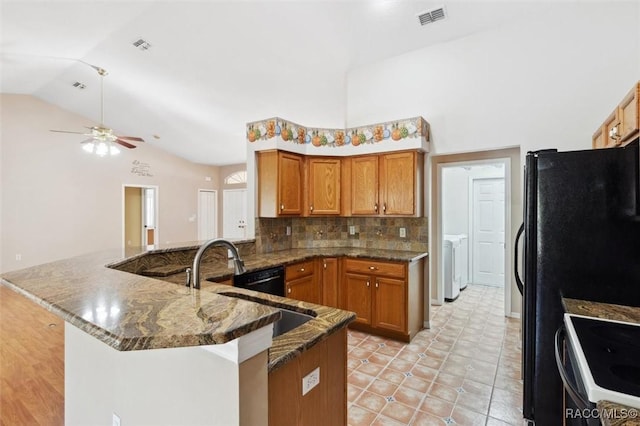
[224, 170, 247, 185]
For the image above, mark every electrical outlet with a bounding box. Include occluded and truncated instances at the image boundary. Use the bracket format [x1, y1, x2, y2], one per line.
[349, 225, 355, 235]
[399, 228, 406, 238]
[302, 367, 320, 396]
[15, 254, 22, 261]
[112, 413, 121, 426]
[286, 226, 291, 236]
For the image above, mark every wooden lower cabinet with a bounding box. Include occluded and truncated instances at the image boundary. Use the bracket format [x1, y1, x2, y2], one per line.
[344, 272, 373, 325]
[320, 257, 339, 308]
[341, 257, 424, 342]
[285, 260, 319, 304]
[286, 275, 318, 303]
[268, 328, 347, 426]
[374, 276, 406, 334]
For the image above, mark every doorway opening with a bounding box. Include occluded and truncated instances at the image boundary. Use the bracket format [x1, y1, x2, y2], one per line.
[123, 185, 158, 248]
[431, 148, 520, 318]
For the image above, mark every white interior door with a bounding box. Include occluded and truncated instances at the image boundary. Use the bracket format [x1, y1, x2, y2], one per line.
[198, 190, 217, 241]
[223, 189, 247, 239]
[142, 188, 156, 245]
[472, 178, 505, 287]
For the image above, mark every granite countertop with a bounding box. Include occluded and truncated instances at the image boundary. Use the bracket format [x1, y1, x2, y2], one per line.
[0, 250, 282, 351]
[563, 298, 640, 425]
[0, 242, 430, 372]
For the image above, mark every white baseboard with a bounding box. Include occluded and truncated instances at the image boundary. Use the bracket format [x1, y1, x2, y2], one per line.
[431, 299, 442, 306]
[508, 312, 521, 319]
[423, 320, 431, 328]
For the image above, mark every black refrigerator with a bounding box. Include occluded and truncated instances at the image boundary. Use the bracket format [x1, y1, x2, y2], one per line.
[514, 143, 640, 424]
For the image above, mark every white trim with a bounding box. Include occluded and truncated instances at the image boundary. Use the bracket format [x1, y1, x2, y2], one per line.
[202, 324, 273, 364]
[423, 320, 431, 328]
[431, 298, 442, 306]
[509, 312, 521, 319]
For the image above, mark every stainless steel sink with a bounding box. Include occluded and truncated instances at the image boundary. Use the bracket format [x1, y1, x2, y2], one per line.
[219, 291, 315, 337]
[273, 309, 314, 337]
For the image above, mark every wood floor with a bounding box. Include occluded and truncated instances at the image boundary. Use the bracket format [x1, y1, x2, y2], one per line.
[0, 285, 64, 425]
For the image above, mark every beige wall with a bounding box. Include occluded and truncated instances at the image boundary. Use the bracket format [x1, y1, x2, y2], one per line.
[0, 94, 220, 273]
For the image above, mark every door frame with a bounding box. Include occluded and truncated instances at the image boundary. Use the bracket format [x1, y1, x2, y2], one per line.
[197, 189, 218, 241]
[122, 184, 159, 248]
[431, 149, 519, 319]
[468, 175, 506, 289]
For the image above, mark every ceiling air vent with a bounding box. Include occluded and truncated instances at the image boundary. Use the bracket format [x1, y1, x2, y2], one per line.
[417, 6, 447, 26]
[132, 38, 152, 51]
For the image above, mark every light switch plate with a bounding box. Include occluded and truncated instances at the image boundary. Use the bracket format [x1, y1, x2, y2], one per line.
[399, 228, 406, 238]
[349, 225, 355, 235]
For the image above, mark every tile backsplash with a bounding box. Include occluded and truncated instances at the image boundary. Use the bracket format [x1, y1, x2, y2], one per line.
[256, 217, 428, 253]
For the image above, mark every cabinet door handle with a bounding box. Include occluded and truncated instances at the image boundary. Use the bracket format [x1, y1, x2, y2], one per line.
[374, 203, 378, 212]
[375, 281, 379, 289]
[288, 288, 292, 294]
[280, 204, 284, 211]
[382, 203, 387, 212]
[366, 281, 370, 287]
[310, 205, 314, 212]
[300, 268, 305, 272]
[369, 266, 377, 270]
[323, 263, 327, 269]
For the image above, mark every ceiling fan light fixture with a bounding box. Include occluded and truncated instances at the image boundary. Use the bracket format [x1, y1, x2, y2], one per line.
[82, 141, 95, 153]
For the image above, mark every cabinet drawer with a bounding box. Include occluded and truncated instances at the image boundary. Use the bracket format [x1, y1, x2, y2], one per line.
[343, 258, 405, 279]
[285, 260, 315, 281]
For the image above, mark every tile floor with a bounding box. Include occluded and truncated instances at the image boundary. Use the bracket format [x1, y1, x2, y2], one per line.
[347, 284, 526, 426]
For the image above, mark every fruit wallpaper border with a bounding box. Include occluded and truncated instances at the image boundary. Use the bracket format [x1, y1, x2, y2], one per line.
[246, 116, 429, 147]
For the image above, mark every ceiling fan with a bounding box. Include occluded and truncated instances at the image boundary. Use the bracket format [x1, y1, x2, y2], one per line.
[50, 64, 144, 156]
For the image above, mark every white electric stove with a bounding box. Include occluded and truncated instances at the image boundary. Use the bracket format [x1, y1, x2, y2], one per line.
[563, 313, 640, 409]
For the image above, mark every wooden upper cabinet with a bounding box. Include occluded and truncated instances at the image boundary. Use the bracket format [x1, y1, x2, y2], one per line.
[619, 82, 639, 142]
[347, 151, 423, 217]
[350, 156, 379, 215]
[307, 157, 341, 216]
[593, 81, 640, 149]
[259, 149, 423, 217]
[257, 150, 303, 217]
[380, 151, 417, 216]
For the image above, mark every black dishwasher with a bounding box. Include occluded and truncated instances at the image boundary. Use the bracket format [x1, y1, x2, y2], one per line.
[233, 265, 285, 296]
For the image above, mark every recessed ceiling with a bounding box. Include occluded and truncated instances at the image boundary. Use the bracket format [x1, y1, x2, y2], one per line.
[1, 1, 538, 166]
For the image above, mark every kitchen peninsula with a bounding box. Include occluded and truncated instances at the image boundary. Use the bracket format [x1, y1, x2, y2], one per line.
[1, 241, 362, 426]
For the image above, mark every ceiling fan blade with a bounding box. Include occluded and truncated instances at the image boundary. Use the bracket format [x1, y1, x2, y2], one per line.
[116, 136, 145, 142]
[50, 129, 88, 135]
[115, 139, 137, 149]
